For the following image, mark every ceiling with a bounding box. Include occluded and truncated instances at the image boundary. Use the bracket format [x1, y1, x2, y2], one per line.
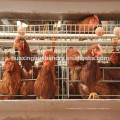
[10, 0, 120, 2]
[0, 0, 120, 20]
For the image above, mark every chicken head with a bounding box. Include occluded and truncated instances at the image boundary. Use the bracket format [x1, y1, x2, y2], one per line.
[43, 50, 56, 65]
[89, 15, 99, 28]
[86, 44, 103, 58]
[67, 47, 82, 66]
[109, 52, 120, 65]
[2, 58, 14, 72]
[13, 36, 24, 51]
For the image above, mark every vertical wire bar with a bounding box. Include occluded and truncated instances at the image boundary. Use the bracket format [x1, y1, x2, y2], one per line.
[84, 24, 85, 34]
[75, 24, 76, 34]
[58, 46, 60, 99]
[0, 66, 1, 81]
[103, 68, 104, 81]
[32, 66, 33, 79]
[48, 23, 49, 33]
[8, 25, 9, 33]
[39, 25, 40, 34]
[3, 25, 5, 35]
[53, 22, 54, 37]
[61, 44, 64, 99]
[66, 45, 69, 98]
[4, 49, 5, 62]
[88, 24, 89, 34]
[15, 49, 19, 63]
[66, 23, 67, 34]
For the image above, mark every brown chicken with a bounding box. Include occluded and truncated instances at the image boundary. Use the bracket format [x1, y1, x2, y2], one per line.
[99, 50, 120, 90]
[67, 47, 82, 98]
[34, 50, 56, 99]
[0, 55, 21, 100]
[78, 44, 119, 99]
[67, 15, 99, 34]
[13, 36, 39, 99]
[99, 50, 120, 67]
[109, 51, 120, 66]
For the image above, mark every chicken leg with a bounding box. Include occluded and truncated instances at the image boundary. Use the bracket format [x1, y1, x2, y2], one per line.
[88, 92, 99, 99]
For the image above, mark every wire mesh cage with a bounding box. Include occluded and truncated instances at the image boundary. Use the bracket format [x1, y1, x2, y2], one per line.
[0, 20, 120, 39]
[0, 19, 120, 100]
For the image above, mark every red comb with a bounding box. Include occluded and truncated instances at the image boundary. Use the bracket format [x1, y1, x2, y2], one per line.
[43, 50, 49, 57]
[94, 15, 99, 22]
[52, 38, 55, 52]
[98, 44, 102, 51]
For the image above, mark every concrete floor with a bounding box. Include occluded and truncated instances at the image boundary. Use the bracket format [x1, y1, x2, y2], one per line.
[0, 99, 120, 120]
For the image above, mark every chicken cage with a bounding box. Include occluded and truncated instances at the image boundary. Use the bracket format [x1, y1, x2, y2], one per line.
[0, 19, 120, 99]
[0, 0, 120, 120]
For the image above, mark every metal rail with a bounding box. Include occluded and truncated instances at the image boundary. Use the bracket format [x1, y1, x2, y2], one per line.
[0, 40, 120, 46]
[0, 32, 119, 38]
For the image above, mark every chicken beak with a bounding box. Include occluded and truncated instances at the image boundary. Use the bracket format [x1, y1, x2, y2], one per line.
[13, 42, 19, 49]
[76, 58, 80, 62]
[99, 51, 103, 57]
[2, 65, 6, 70]
[13, 44, 17, 49]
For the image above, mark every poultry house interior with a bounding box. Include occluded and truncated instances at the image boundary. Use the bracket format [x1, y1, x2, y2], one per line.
[0, 0, 120, 120]
[0, 19, 120, 99]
